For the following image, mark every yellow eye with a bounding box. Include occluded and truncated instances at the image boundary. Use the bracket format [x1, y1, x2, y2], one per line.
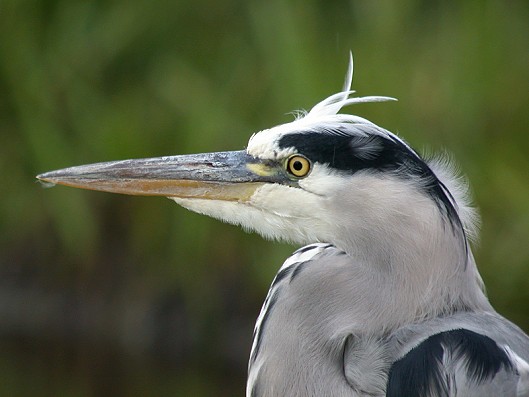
[286, 155, 311, 177]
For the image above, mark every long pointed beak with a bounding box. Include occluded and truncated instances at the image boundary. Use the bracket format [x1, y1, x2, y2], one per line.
[37, 150, 277, 202]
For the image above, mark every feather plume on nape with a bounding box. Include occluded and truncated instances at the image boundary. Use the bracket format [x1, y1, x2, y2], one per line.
[304, 52, 397, 120]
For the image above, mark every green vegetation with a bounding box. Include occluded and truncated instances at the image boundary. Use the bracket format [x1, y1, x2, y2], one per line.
[1, 0, 528, 395]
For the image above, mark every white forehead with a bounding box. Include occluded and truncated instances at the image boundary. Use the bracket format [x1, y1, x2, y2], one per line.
[246, 119, 300, 160]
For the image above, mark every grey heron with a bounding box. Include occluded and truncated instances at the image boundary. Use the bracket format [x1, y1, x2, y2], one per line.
[38, 55, 529, 396]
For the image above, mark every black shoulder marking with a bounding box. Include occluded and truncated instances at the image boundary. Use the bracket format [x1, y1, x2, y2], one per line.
[293, 245, 318, 255]
[386, 332, 447, 397]
[273, 265, 296, 286]
[289, 260, 311, 284]
[386, 329, 514, 397]
[249, 291, 279, 365]
[448, 329, 514, 383]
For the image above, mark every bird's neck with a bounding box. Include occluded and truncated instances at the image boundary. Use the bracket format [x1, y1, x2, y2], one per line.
[328, 179, 493, 326]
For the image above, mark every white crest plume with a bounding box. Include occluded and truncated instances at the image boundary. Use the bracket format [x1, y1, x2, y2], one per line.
[248, 52, 398, 159]
[303, 52, 397, 120]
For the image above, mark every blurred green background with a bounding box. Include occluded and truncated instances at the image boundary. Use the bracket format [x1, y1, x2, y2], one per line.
[1, 0, 528, 395]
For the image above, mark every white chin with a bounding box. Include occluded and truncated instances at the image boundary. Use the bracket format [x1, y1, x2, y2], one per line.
[170, 197, 316, 245]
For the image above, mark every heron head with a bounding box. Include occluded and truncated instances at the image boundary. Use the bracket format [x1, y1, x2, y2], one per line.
[37, 56, 477, 257]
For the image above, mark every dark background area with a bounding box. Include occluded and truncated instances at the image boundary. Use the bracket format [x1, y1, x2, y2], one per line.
[1, 0, 529, 395]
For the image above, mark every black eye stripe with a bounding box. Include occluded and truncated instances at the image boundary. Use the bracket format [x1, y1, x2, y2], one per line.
[278, 132, 405, 172]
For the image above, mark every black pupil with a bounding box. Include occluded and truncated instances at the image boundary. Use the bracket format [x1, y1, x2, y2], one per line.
[293, 160, 303, 171]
